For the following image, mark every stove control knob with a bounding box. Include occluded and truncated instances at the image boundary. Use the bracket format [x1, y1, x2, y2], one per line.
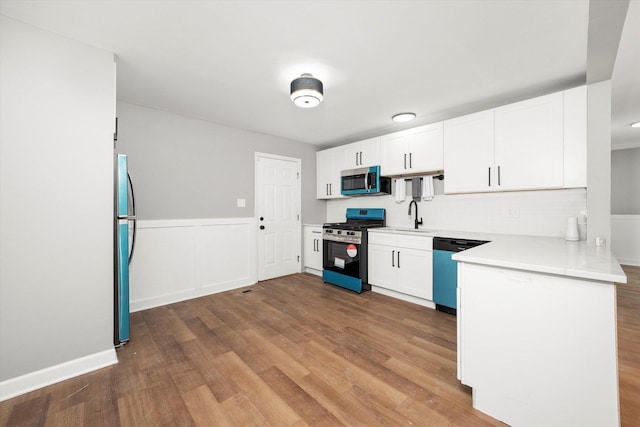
[337, 230, 342, 234]
[349, 231, 356, 236]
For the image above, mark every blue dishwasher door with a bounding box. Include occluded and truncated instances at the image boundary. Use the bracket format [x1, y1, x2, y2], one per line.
[433, 250, 458, 312]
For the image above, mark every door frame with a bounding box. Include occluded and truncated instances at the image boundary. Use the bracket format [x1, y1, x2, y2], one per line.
[254, 152, 302, 281]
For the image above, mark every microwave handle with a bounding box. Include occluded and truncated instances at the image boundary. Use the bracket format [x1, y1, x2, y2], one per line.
[364, 171, 369, 192]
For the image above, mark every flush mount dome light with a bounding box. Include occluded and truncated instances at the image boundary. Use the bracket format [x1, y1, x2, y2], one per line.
[290, 73, 323, 108]
[392, 112, 416, 122]
[631, 121, 640, 128]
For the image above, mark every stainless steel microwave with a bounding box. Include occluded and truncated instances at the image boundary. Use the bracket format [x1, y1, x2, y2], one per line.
[340, 166, 391, 196]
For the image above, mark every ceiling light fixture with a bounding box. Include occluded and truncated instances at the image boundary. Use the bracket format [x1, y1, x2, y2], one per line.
[631, 121, 640, 128]
[290, 73, 323, 108]
[392, 112, 416, 122]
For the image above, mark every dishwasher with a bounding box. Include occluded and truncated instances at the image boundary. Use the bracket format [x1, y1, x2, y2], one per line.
[433, 237, 488, 315]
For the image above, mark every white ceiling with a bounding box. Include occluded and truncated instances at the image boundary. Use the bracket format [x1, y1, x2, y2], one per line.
[1, 0, 637, 149]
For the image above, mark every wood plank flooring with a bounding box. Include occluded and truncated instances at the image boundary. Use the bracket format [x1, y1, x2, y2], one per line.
[2, 266, 639, 426]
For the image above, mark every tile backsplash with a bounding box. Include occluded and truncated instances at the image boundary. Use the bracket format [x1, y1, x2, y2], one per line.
[326, 179, 586, 238]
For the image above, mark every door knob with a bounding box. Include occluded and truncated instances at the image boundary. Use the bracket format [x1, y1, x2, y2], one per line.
[260, 225, 265, 230]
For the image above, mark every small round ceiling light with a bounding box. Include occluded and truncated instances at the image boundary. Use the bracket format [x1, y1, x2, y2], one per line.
[392, 112, 416, 122]
[631, 121, 640, 128]
[290, 73, 323, 108]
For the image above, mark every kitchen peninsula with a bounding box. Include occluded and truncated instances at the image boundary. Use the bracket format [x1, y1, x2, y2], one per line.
[454, 236, 627, 426]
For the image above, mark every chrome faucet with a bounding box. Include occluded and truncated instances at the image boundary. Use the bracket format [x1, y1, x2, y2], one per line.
[408, 200, 423, 230]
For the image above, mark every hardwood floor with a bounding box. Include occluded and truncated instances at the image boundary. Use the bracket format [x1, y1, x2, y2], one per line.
[2, 266, 639, 426]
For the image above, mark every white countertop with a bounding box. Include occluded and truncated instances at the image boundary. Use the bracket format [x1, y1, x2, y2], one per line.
[369, 227, 627, 284]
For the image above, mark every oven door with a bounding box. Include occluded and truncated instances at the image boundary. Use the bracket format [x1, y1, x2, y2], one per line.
[323, 238, 361, 278]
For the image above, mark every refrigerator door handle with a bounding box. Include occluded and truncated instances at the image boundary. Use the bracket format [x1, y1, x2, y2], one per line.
[127, 172, 137, 264]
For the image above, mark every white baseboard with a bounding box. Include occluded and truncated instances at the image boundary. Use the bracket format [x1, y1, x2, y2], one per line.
[0, 348, 117, 402]
[304, 267, 322, 277]
[371, 286, 436, 309]
[131, 279, 257, 312]
[618, 259, 640, 267]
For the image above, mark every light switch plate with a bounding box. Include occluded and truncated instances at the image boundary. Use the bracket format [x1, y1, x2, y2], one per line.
[237, 198, 246, 208]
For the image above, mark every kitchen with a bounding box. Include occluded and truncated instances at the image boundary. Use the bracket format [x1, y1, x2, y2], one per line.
[1, 1, 639, 426]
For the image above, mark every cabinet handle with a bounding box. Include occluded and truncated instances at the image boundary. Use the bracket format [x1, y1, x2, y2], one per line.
[409, 153, 412, 169]
[355, 152, 359, 166]
[360, 151, 363, 165]
[392, 250, 395, 267]
[397, 251, 401, 268]
[488, 167, 491, 187]
[329, 183, 332, 195]
[498, 165, 501, 186]
[404, 154, 407, 169]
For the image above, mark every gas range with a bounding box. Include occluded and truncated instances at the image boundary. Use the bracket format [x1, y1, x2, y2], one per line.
[321, 208, 385, 293]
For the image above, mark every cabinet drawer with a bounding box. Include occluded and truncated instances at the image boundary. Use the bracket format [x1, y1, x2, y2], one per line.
[397, 235, 432, 251]
[368, 232, 396, 246]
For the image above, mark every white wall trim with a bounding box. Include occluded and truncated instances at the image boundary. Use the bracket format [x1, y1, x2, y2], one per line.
[0, 349, 117, 402]
[131, 281, 257, 312]
[611, 214, 640, 266]
[130, 217, 257, 312]
[136, 217, 254, 229]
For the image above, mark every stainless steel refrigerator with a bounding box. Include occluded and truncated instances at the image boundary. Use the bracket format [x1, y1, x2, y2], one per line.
[114, 154, 136, 346]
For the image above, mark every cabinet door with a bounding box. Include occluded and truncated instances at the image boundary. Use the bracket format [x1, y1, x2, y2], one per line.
[303, 226, 323, 270]
[316, 147, 344, 199]
[343, 137, 381, 169]
[396, 248, 432, 299]
[368, 244, 396, 289]
[444, 110, 495, 193]
[407, 123, 444, 173]
[316, 150, 329, 198]
[380, 131, 409, 176]
[494, 92, 563, 191]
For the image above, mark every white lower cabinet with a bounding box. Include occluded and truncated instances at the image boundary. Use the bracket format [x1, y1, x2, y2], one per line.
[303, 225, 323, 272]
[368, 231, 433, 300]
[457, 262, 619, 426]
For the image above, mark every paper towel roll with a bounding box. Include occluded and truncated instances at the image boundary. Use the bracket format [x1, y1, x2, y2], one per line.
[394, 179, 406, 203]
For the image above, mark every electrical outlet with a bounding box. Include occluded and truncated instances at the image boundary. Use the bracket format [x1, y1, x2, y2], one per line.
[237, 198, 246, 208]
[508, 207, 520, 218]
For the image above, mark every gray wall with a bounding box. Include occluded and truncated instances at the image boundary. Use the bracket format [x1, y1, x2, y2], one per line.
[611, 147, 640, 214]
[116, 102, 325, 224]
[0, 16, 115, 381]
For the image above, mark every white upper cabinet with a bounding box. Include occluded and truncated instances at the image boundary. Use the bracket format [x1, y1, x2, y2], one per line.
[443, 110, 495, 193]
[316, 147, 345, 199]
[494, 92, 564, 191]
[381, 122, 444, 176]
[342, 137, 381, 169]
[444, 87, 586, 194]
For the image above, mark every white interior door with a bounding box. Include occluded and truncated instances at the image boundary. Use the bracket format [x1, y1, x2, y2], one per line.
[255, 153, 301, 281]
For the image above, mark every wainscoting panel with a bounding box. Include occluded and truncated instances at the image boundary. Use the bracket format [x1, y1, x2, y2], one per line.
[130, 218, 257, 312]
[612, 215, 640, 266]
